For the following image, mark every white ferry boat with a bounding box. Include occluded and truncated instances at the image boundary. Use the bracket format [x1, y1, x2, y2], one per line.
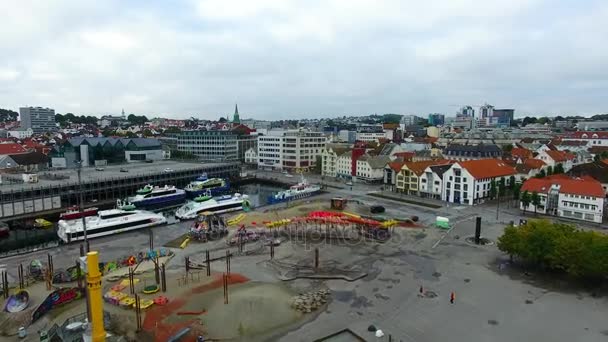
[57, 209, 167, 243]
[267, 176, 321, 204]
[175, 193, 250, 220]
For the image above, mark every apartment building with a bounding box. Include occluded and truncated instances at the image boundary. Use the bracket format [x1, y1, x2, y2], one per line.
[356, 130, 387, 143]
[321, 145, 351, 178]
[521, 175, 604, 223]
[442, 159, 516, 205]
[536, 149, 575, 172]
[444, 143, 502, 161]
[419, 164, 453, 199]
[257, 129, 326, 172]
[561, 131, 608, 147]
[396, 160, 451, 195]
[19, 106, 56, 133]
[356, 155, 391, 182]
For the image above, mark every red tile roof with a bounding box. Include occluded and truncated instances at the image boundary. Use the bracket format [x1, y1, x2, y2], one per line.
[524, 159, 546, 169]
[393, 152, 415, 161]
[511, 147, 533, 160]
[404, 159, 451, 176]
[382, 123, 399, 130]
[0, 143, 27, 155]
[521, 175, 604, 198]
[545, 150, 575, 162]
[457, 159, 517, 179]
[564, 131, 608, 139]
[387, 161, 406, 172]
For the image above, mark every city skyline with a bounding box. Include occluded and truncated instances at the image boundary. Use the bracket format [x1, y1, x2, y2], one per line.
[1, 1, 607, 120]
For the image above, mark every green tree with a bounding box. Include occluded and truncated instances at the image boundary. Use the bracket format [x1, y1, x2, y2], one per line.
[554, 163, 564, 174]
[531, 192, 541, 214]
[498, 178, 506, 197]
[503, 144, 513, 153]
[142, 129, 153, 137]
[546, 165, 553, 176]
[520, 190, 531, 215]
[497, 224, 521, 261]
[536, 169, 546, 178]
[126, 131, 137, 138]
[512, 182, 521, 202]
[164, 127, 181, 134]
[508, 175, 516, 190]
[489, 179, 497, 199]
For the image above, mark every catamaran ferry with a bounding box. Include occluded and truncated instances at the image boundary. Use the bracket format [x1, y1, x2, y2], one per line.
[57, 209, 167, 243]
[175, 193, 249, 220]
[184, 174, 230, 197]
[128, 184, 186, 209]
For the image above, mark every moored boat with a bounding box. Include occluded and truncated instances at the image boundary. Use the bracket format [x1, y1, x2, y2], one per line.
[175, 193, 249, 220]
[184, 174, 230, 197]
[128, 184, 186, 209]
[57, 209, 167, 243]
[267, 175, 321, 204]
[60, 206, 98, 221]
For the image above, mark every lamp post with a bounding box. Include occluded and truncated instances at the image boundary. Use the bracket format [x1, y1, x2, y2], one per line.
[75, 160, 89, 252]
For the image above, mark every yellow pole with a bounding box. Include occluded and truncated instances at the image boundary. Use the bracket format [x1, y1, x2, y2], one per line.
[86, 251, 106, 342]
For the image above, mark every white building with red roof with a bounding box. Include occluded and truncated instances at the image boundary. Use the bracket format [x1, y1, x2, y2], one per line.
[561, 131, 608, 147]
[441, 159, 517, 205]
[536, 149, 575, 172]
[520, 175, 604, 223]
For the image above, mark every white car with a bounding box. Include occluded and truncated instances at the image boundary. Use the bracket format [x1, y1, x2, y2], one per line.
[163, 168, 174, 173]
[284, 174, 294, 178]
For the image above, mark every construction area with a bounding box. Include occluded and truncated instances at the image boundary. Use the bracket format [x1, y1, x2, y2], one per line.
[1, 190, 607, 342]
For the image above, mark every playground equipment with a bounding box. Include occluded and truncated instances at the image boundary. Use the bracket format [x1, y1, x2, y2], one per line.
[189, 213, 228, 242]
[227, 213, 246, 226]
[86, 251, 107, 342]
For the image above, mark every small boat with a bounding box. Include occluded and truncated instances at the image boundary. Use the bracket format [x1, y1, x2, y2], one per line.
[60, 206, 98, 220]
[136, 184, 154, 195]
[4, 290, 29, 313]
[34, 218, 53, 229]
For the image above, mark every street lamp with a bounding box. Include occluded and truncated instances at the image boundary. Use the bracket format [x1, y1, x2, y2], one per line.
[74, 160, 89, 252]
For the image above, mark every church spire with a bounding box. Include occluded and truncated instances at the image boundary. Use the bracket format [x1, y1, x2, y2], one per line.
[233, 103, 240, 124]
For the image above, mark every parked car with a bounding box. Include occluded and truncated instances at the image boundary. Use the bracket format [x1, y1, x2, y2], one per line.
[163, 168, 174, 173]
[145, 160, 154, 163]
[370, 205, 385, 214]
[346, 181, 353, 186]
[120, 168, 129, 172]
[284, 174, 294, 178]
[95, 167, 104, 171]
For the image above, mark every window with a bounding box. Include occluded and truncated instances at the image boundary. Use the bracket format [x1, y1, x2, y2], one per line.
[464, 184, 468, 191]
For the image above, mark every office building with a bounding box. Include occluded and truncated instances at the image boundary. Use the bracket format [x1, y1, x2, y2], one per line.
[459, 106, 475, 117]
[177, 130, 239, 161]
[401, 115, 421, 126]
[257, 129, 326, 172]
[19, 106, 56, 133]
[428, 113, 445, 126]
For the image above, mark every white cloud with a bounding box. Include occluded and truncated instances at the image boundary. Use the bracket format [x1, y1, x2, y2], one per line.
[0, 0, 606, 118]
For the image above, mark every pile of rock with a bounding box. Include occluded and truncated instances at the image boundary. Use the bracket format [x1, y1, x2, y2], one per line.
[290, 289, 330, 313]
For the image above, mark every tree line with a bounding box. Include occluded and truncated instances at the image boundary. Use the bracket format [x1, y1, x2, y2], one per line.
[497, 220, 608, 279]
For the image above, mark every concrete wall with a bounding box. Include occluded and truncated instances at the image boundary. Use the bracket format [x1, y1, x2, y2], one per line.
[125, 149, 163, 162]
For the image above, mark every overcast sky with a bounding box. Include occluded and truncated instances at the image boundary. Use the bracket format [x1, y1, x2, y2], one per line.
[1, 0, 607, 120]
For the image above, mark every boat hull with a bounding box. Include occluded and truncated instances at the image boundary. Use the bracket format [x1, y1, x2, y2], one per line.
[58, 215, 168, 243]
[267, 189, 320, 204]
[131, 193, 187, 210]
[175, 198, 246, 220]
